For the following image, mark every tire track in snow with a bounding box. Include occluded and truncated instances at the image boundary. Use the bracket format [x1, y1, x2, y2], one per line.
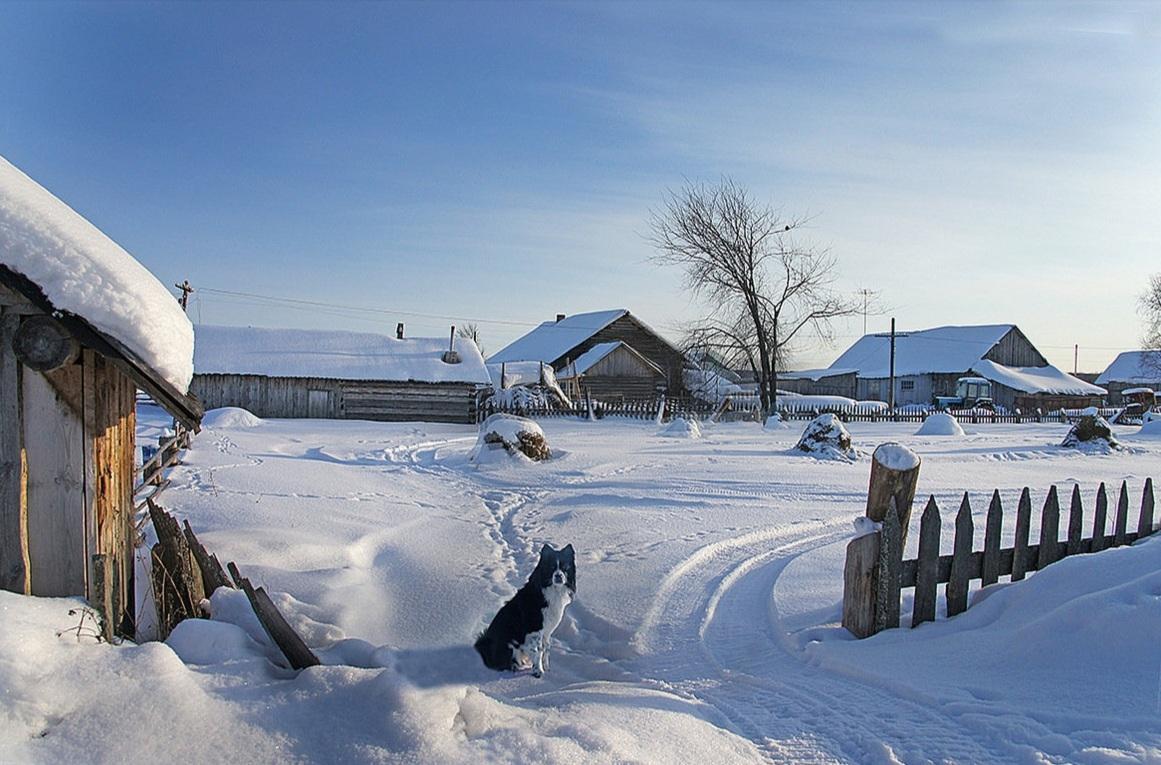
[636, 525, 1015, 763]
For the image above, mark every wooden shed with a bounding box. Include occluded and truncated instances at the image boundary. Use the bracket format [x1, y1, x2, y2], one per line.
[556, 341, 666, 402]
[1, 155, 202, 640]
[488, 309, 690, 399]
[191, 325, 490, 424]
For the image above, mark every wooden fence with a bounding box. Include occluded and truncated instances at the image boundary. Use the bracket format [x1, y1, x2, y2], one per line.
[480, 395, 1125, 426]
[844, 478, 1157, 637]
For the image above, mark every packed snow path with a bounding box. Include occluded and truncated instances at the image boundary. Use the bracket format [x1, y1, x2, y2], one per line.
[132, 412, 1161, 763]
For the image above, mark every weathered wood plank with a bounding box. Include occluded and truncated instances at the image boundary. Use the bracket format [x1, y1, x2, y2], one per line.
[1037, 485, 1061, 570]
[23, 369, 87, 596]
[874, 499, 903, 632]
[982, 490, 1003, 586]
[183, 519, 234, 595]
[911, 497, 941, 627]
[147, 499, 201, 640]
[1011, 487, 1032, 581]
[841, 533, 879, 639]
[1138, 477, 1155, 538]
[1091, 483, 1108, 553]
[946, 493, 974, 617]
[1114, 481, 1129, 547]
[231, 567, 320, 670]
[0, 310, 28, 593]
[1066, 484, 1084, 556]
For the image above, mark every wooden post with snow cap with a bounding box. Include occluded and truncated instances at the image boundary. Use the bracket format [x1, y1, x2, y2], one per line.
[864, 442, 921, 548]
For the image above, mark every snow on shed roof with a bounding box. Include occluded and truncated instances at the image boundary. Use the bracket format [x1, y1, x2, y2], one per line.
[194, 325, 490, 384]
[555, 341, 663, 379]
[0, 155, 194, 393]
[1096, 351, 1161, 385]
[828, 324, 1015, 378]
[487, 310, 629, 364]
[970, 359, 1106, 396]
[782, 368, 858, 381]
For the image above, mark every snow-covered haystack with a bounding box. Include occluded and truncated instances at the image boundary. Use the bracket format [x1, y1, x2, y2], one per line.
[764, 413, 791, 430]
[201, 407, 263, 429]
[795, 414, 857, 461]
[1061, 414, 1119, 452]
[471, 414, 551, 462]
[660, 417, 701, 439]
[915, 412, 965, 437]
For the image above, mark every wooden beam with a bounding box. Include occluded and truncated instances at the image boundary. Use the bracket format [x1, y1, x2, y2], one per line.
[0, 310, 28, 593]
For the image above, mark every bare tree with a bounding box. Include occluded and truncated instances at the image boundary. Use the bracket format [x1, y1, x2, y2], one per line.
[649, 178, 856, 416]
[457, 323, 485, 357]
[1140, 275, 1161, 374]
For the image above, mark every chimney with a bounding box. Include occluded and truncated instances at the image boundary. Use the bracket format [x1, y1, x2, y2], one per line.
[396, 322, 404, 339]
[556, 313, 566, 323]
[441, 324, 461, 364]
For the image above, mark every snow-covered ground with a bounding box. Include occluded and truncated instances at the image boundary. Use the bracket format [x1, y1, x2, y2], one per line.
[4, 411, 1161, 763]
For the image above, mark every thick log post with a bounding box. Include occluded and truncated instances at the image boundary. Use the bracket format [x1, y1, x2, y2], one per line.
[0, 309, 28, 593]
[842, 531, 879, 639]
[865, 442, 921, 547]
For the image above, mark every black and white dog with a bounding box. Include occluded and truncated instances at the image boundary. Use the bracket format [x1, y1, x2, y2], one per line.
[475, 544, 576, 677]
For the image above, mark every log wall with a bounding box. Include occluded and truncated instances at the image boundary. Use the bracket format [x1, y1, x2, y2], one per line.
[191, 374, 481, 424]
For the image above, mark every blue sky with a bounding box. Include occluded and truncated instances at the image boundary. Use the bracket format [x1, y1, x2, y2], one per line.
[2, 1, 1158, 371]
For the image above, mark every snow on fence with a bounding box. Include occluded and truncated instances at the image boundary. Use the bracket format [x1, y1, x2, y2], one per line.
[481, 395, 1124, 425]
[844, 476, 1157, 638]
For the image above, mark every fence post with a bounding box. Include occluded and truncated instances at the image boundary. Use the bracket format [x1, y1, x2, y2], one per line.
[864, 443, 921, 547]
[982, 490, 1003, 586]
[1066, 484, 1084, 556]
[1012, 487, 1032, 581]
[1138, 477, 1155, 538]
[874, 499, 903, 632]
[1114, 481, 1129, 547]
[946, 493, 974, 617]
[911, 497, 941, 628]
[1091, 482, 1108, 553]
[1038, 485, 1062, 570]
[842, 533, 879, 639]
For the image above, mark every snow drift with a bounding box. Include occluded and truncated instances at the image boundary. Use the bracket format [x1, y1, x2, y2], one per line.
[915, 412, 965, 437]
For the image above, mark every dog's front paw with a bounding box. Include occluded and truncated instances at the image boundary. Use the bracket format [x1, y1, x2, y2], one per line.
[531, 668, 543, 678]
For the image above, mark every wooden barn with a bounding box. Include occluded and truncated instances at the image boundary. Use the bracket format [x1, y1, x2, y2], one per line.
[488, 309, 689, 401]
[803, 324, 1105, 411]
[1096, 351, 1161, 405]
[556, 341, 667, 401]
[192, 324, 490, 424]
[0, 156, 202, 639]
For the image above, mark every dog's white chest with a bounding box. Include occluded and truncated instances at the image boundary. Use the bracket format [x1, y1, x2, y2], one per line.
[540, 582, 571, 635]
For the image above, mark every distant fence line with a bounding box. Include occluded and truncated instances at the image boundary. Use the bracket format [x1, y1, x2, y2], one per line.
[479, 395, 1128, 426]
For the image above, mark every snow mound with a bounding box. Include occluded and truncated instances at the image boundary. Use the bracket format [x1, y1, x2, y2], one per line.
[201, 407, 263, 429]
[873, 442, 920, 471]
[660, 417, 702, 439]
[915, 412, 965, 437]
[0, 155, 194, 393]
[1061, 414, 1120, 452]
[471, 414, 550, 462]
[795, 414, 857, 462]
[1131, 418, 1161, 439]
[166, 618, 264, 665]
[764, 414, 791, 430]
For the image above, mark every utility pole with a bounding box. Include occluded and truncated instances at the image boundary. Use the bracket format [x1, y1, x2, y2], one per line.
[1074, 344, 1079, 375]
[175, 280, 194, 312]
[889, 317, 896, 413]
[856, 288, 877, 337]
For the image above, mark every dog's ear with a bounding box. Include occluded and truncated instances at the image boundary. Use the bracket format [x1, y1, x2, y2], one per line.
[561, 544, 575, 561]
[540, 543, 556, 557]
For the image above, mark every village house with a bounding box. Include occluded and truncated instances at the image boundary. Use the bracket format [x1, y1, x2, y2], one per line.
[488, 309, 689, 402]
[192, 324, 490, 424]
[1096, 351, 1161, 405]
[789, 324, 1105, 411]
[0, 156, 203, 639]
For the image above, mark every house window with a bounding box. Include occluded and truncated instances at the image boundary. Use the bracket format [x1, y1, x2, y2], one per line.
[900, 380, 915, 391]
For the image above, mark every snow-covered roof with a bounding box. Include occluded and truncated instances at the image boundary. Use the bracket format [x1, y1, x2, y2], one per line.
[556, 341, 663, 379]
[0, 155, 194, 393]
[970, 359, 1106, 396]
[828, 324, 1016, 378]
[782, 368, 858, 381]
[1096, 351, 1161, 385]
[488, 310, 629, 364]
[194, 325, 490, 384]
